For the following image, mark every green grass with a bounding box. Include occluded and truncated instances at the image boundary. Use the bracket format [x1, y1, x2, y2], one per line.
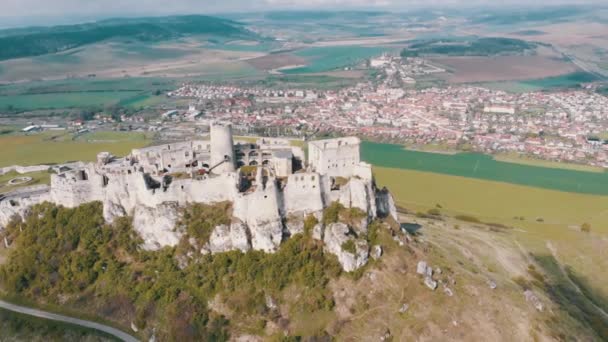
[0, 171, 51, 194]
[373, 166, 608, 234]
[0, 132, 150, 167]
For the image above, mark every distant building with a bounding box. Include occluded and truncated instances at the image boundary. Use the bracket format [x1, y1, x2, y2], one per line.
[484, 105, 515, 115]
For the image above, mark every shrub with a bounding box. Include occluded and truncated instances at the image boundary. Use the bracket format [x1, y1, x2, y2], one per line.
[322, 202, 344, 225]
[427, 208, 441, 216]
[179, 202, 232, 244]
[454, 215, 481, 223]
[581, 223, 591, 233]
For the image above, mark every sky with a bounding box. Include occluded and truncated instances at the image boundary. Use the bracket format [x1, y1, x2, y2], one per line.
[1, 0, 604, 17]
[0, 0, 604, 26]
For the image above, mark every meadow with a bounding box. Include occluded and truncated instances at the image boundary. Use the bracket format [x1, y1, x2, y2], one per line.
[0, 131, 150, 167]
[361, 142, 608, 195]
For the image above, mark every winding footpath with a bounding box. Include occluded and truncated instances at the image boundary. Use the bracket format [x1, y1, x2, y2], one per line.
[0, 299, 139, 342]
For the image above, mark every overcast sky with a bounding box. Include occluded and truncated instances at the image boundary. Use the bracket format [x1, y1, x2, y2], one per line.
[0, 0, 604, 26]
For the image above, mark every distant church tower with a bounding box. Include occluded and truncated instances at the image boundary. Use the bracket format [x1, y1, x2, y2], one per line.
[210, 122, 236, 174]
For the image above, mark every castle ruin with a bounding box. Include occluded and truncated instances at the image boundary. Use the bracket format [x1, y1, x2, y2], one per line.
[0, 124, 397, 271]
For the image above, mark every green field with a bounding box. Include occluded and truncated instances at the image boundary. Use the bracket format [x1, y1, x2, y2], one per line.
[0, 77, 178, 111]
[361, 141, 608, 195]
[282, 46, 389, 74]
[479, 72, 601, 93]
[494, 153, 605, 173]
[0, 132, 150, 167]
[0, 92, 141, 110]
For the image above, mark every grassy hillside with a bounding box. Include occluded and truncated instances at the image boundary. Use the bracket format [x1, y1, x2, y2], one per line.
[0, 15, 253, 61]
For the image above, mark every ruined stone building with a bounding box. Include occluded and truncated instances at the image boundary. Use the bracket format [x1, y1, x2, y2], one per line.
[0, 123, 397, 271]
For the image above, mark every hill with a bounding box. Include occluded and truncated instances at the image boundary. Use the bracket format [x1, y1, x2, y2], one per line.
[401, 37, 538, 57]
[0, 15, 253, 61]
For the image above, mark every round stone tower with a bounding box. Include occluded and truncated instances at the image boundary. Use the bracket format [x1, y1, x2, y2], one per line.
[210, 122, 236, 174]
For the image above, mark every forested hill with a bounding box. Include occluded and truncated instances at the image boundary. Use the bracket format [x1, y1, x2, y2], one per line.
[0, 15, 254, 61]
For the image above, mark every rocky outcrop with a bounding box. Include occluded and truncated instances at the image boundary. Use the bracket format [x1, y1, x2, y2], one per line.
[103, 200, 127, 223]
[376, 187, 398, 222]
[208, 222, 251, 253]
[284, 216, 305, 236]
[249, 218, 283, 253]
[132, 203, 181, 250]
[323, 222, 369, 272]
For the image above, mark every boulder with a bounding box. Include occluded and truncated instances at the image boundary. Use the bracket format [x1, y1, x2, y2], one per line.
[524, 290, 543, 312]
[285, 217, 305, 236]
[417, 261, 428, 275]
[371, 245, 383, 260]
[424, 276, 438, 290]
[376, 187, 398, 221]
[323, 222, 369, 272]
[133, 202, 181, 250]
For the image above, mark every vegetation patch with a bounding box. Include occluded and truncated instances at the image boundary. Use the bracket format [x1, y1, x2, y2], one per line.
[0, 308, 115, 342]
[0, 202, 344, 340]
[341, 240, 356, 254]
[401, 37, 537, 57]
[179, 202, 232, 245]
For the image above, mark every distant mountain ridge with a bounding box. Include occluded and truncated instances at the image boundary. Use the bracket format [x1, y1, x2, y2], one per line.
[0, 15, 254, 61]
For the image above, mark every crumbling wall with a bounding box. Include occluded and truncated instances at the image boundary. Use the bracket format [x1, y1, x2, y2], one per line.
[281, 172, 324, 217]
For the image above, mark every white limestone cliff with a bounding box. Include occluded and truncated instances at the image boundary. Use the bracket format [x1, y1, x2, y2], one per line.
[208, 222, 251, 253]
[323, 222, 369, 272]
[132, 202, 182, 250]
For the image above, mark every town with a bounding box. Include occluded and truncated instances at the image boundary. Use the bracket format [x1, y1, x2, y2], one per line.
[160, 57, 608, 168]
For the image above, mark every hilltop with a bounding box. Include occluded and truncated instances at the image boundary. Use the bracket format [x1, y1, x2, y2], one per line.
[0, 15, 254, 61]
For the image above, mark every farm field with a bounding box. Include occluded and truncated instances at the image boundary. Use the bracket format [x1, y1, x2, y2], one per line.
[481, 71, 602, 93]
[494, 153, 605, 173]
[0, 92, 140, 110]
[0, 39, 264, 82]
[281, 46, 390, 74]
[0, 77, 179, 111]
[430, 55, 578, 83]
[0, 131, 150, 167]
[361, 142, 608, 195]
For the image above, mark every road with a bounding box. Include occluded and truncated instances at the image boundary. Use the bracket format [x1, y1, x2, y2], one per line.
[0, 299, 139, 342]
